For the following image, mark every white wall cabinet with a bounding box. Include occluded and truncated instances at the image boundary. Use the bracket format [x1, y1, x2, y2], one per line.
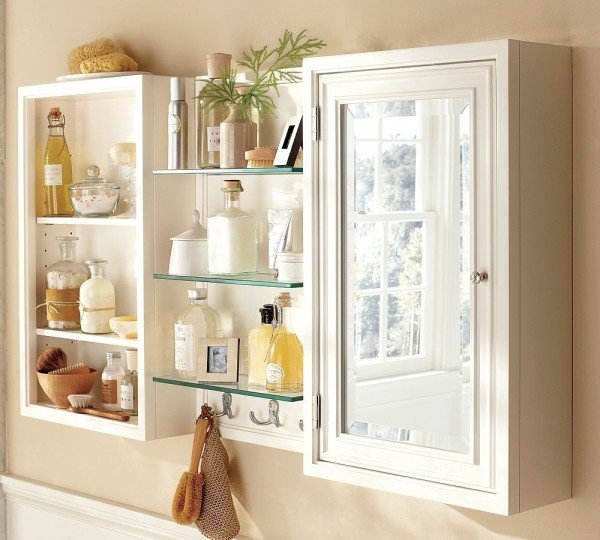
[18, 40, 573, 515]
[302, 40, 572, 514]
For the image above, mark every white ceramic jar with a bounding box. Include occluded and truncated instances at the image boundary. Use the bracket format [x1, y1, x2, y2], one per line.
[169, 210, 208, 275]
[276, 252, 303, 282]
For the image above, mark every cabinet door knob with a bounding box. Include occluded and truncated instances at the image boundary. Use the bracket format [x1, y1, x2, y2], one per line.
[470, 271, 488, 284]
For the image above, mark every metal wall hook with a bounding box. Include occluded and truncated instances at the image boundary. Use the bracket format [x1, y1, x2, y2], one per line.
[249, 400, 280, 428]
[299, 419, 304, 431]
[215, 392, 233, 419]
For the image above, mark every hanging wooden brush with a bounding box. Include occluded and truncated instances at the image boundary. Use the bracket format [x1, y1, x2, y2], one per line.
[171, 413, 210, 525]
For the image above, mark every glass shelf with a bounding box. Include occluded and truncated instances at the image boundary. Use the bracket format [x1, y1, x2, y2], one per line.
[154, 272, 303, 288]
[153, 167, 302, 176]
[153, 374, 303, 402]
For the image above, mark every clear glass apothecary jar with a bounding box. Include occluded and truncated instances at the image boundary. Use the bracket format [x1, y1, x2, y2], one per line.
[45, 236, 90, 329]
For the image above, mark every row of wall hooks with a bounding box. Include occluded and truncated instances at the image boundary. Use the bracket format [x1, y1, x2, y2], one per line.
[212, 392, 303, 430]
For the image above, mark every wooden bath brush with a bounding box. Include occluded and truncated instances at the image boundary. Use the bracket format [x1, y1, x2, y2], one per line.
[171, 413, 210, 525]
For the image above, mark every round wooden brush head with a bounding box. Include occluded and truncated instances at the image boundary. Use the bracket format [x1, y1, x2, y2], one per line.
[36, 347, 67, 373]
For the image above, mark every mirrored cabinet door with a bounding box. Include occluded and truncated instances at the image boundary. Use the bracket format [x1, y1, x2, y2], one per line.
[304, 40, 572, 515]
[316, 63, 494, 489]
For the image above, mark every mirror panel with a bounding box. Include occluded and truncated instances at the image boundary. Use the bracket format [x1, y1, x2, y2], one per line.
[343, 97, 472, 454]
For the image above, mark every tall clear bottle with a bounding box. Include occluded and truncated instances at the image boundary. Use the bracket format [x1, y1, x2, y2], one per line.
[102, 352, 125, 412]
[45, 236, 89, 330]
[175, 288, 223, 378]
[43, 107, 73, 216]
[79, 259, 116, 334]
[265, 293, 303, 392]
[207, 180, 258, 275]
[196, 53, 231, 168]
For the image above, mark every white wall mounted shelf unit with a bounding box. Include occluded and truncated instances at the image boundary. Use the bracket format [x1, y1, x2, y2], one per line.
[18, 74, 198, 440]
[302, 39, 572, 514]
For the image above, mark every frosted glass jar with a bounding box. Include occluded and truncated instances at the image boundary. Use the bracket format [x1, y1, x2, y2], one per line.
[79, 259, 116, 334]
[207, 180, 258, 275]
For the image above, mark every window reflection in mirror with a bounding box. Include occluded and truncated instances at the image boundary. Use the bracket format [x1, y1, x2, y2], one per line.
[343, 98, 472, 453]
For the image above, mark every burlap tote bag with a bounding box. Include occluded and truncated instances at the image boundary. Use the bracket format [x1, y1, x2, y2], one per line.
[196, 419, 240, 540]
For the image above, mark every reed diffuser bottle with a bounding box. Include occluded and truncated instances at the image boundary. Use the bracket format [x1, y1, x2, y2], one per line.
[265, 293, 303, 392]
[43, 107, 73, 216]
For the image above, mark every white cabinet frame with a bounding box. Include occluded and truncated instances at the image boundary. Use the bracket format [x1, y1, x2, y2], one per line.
[302, 40, 572, 515]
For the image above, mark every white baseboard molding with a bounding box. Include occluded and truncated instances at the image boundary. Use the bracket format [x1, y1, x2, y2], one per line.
[0, 474, 231, 540]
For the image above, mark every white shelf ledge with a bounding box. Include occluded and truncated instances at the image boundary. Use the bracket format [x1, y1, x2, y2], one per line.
[36, 328, 138, 348]
[23, 402, 141, 439]
[36, 217, 136, 226]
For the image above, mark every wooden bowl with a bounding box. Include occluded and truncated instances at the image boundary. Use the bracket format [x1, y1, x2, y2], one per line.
[37, 369, 97, 408]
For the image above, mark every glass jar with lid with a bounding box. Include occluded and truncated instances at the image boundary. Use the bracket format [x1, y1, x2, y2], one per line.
[45, 236, 90, 330]
[68, 164, 120, 218]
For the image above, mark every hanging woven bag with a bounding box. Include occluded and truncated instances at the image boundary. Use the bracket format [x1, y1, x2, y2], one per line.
[196, 406, 240, 540]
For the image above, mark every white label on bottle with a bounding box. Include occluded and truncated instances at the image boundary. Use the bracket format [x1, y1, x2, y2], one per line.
[266, 363, 284, 384]
[44, 164, 63, 186]
[169, 113, 182, 134]
[121, 384, 134, 410]
[207, 126, 220, 152]
[175, 324, 194, 371]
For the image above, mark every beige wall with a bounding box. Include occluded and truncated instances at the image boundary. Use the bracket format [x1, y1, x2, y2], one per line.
[5, 0, 597, 538]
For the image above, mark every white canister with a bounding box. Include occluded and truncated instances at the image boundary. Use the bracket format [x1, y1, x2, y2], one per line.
[169, 210, 208, 275]
[276, 252, 303, 282]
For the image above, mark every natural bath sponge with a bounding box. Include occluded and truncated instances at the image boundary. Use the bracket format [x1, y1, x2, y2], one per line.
[80, 52, 139, 74]
[67, 38, 123, 74]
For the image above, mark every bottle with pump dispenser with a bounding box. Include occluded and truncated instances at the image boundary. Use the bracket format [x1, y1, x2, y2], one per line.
[247, 304, 275, 387]
[174, 288, 223, 378]
[102, 352, 125, 411]
[265, 293, 303, 392]
[168, 77, 188, 169]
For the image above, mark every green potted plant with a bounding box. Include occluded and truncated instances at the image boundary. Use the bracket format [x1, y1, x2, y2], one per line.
[198, 30, 326, 168]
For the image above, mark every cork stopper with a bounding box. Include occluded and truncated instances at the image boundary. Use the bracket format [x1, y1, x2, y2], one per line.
[48, 107, 65, 127]
[222, 180, 243, 201]
[274, 292, 292, 308]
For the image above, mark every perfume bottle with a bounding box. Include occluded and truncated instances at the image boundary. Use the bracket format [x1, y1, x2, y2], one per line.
[102, 352, 125, 411]
[121, 349, 138, 415]
[265, 293, 303, 392]
[174, 288, 223, 378]
[207, 180, 258, 275]
[79, 259, 116, 334]
[247, 304, 275, 387]
[43, 107, 73, 216]
[45, 236, 89, 330]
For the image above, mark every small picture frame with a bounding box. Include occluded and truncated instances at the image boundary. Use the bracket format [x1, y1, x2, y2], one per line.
[198, 338, 240, 383]
[274, 115, 303, 167]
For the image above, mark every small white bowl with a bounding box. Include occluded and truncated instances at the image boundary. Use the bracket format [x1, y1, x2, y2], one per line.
[109, 316, 138, 339]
